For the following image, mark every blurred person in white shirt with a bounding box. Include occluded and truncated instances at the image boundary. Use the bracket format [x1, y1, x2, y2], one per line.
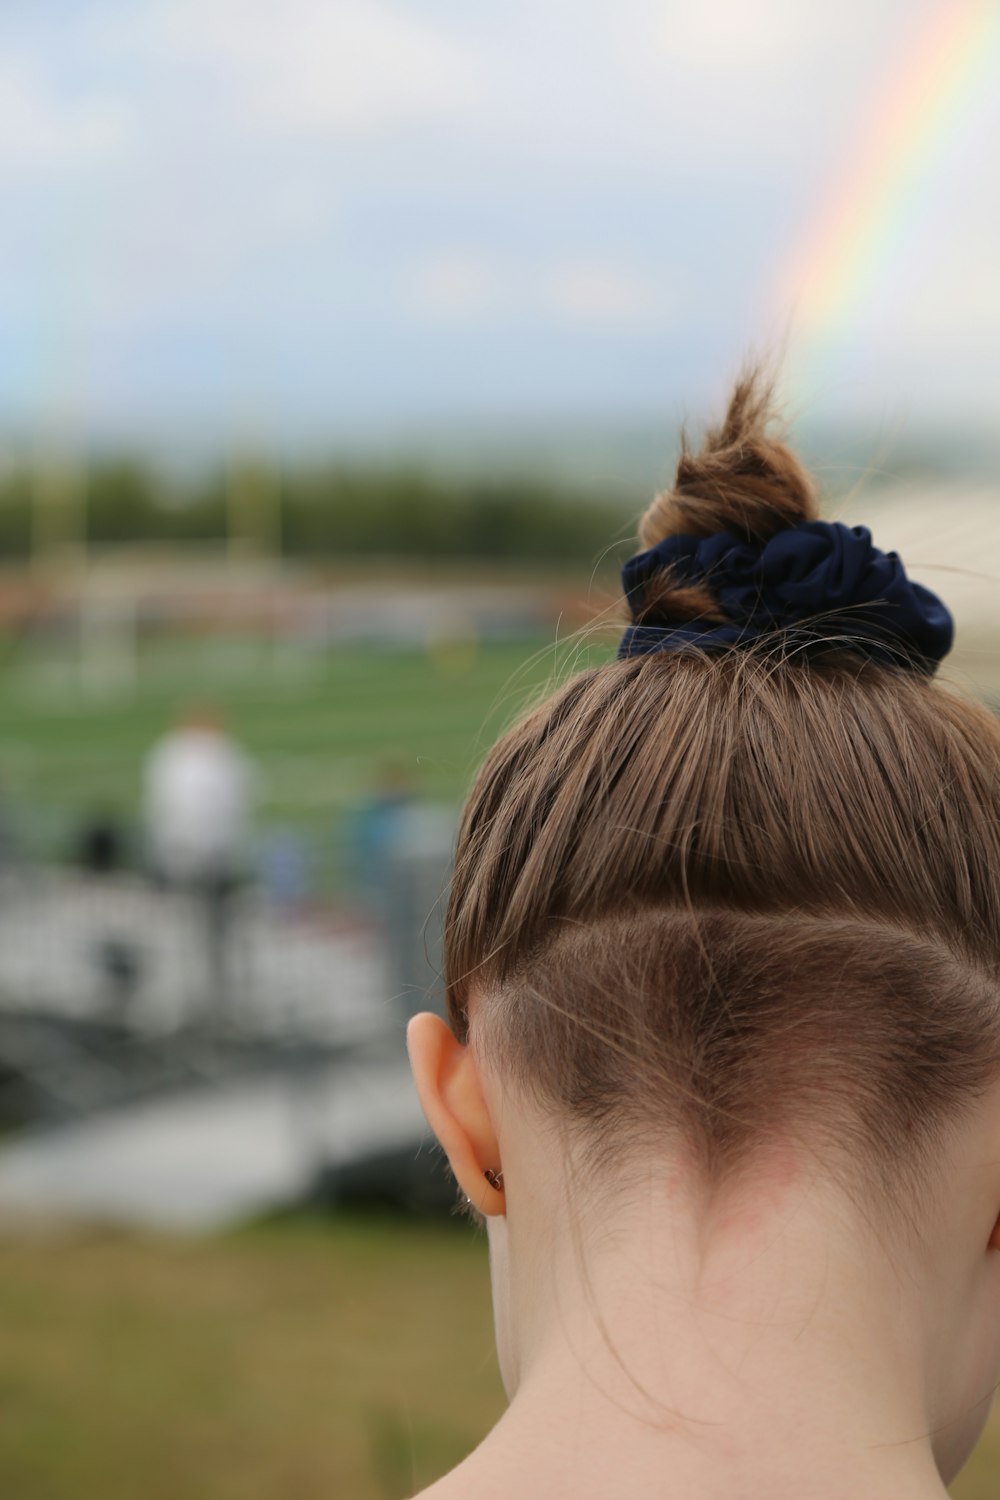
[143, 704, 257, 1015]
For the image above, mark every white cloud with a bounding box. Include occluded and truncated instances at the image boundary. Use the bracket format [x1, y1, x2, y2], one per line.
[0, 49, 126, 170]
[639, 0, 863, 76]
[401, 252, 503, 323]
[0, 0, 996, 438]
[146, 0, 479, 136]
[865, 252, 1000, 352]
[266, 175, 339, 240]
[542, 263, 674, 329]
[399, 252, 680, 332]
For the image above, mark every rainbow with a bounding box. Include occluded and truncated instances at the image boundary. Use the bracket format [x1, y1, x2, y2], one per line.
[777, 0, 1000, 373]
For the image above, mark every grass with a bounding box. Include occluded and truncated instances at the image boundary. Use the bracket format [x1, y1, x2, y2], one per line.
[0, 1215, 506, 1500]
[3, 623, 1000, 1496]
[0, 1215, 996, 1500]
[0, 632, 614, 864]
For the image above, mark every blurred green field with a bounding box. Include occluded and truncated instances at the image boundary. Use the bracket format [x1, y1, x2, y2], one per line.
[0, 633, 614, 866]
[0, 1217, 996, 1500]
[2, 626, 999, 1499]
[0, 1216, 505, 1500]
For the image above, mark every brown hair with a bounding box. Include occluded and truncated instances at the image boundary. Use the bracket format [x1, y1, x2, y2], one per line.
[444, 371, 1000, 1205]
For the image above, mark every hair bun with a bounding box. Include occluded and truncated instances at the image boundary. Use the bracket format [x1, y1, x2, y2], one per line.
[631, 369, 818, 631]
[623, 369, 954, 673]
[639, 370, 818, 551]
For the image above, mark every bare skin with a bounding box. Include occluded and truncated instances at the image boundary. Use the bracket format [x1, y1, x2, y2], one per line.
[407, 1011, 1000, 1500]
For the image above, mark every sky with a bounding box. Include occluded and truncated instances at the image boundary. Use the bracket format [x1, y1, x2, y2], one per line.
[1, 0, 998, 457]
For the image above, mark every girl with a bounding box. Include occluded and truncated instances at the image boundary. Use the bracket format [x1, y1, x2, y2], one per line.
[408, 371, 1000, 1499]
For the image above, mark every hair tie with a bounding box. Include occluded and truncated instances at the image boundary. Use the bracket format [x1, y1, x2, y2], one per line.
[618, 520, 954, 673]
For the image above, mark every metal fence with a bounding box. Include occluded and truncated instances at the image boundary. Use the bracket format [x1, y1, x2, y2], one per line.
[0, 805, 457, 1229]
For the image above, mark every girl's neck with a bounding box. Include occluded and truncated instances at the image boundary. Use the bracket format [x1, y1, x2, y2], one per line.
[420, 1157, 967, 1499]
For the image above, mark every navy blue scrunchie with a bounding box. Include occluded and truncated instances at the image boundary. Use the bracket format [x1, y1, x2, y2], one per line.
[618, 520, 954, 672]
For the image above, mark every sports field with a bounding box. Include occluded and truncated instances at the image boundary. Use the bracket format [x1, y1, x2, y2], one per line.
[0, 1216, 996, 1500]
[3, 629, 1000, 1498]
[0, 631, 614, 865]
[0, 1216, 505, 1500]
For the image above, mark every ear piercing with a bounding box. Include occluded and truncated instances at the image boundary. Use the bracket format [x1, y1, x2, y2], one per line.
[464, 1169, 504, 1207]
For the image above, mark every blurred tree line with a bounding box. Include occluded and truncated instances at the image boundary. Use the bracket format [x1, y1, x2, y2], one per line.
[0, 458, 638, 564]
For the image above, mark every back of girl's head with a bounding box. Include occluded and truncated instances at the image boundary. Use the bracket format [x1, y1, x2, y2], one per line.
[444, 369, 1000, 1211]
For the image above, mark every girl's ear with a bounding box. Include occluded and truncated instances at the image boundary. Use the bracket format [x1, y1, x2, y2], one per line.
[407, 1012, 506, 1217]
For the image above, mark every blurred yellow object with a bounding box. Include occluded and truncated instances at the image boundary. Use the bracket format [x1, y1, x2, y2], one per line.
[425, 614, 479, 675]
